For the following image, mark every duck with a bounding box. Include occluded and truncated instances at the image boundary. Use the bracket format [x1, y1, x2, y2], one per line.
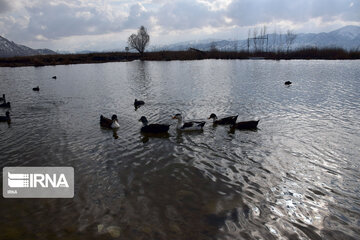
[139, 116, 170, 133]
[52, 76, 57, 79]
[172, 113, 206, 131]
[284, 81, 292, 85]
[231, 120, 259, 130]
[208, 113, 238, 125]
[100, 114, 120, 129]
[0, 94, 5, 102]
[33, 86, 40, 91]
[0, 111, 10, 123]
[0, 102, 11, 108]
[134, 99, 145, 109]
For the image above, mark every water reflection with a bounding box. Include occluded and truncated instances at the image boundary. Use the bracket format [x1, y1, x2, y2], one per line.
[129, 61, 152, 99]
[140, 132, 170, 143]
[112, 129, 119, 139]
[0, 60, 359, 239]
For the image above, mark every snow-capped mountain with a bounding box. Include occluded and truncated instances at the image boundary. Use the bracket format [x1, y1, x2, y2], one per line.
[293, 25, 360, 49]
[160, 26, 360, 51]
[0, 36, 56, 58]
[330, 25, 360, 40]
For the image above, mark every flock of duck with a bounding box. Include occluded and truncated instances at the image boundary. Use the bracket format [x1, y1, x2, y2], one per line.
[100, 99, 260, 135]
[1, 80, 292, 129]
[0, 88, 40, 123]
[1, 93, 259, 133]
[0, 76, 57, 124]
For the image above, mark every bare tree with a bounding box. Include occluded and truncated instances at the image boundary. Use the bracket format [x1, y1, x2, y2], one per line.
[259, 29, 263, 51]
[285, 30, 297, 52]
[271, 28, 277, 52]
[247, 29, 251, 53]
[125, 46, 129, 59]
[252, 28, 258, 52]
[263, 25, 269, 52]
[210, 41, 218, 52]
[278, 30, 283, 52]
[128, 26, 150, 55]
[259, 26, 266, 51]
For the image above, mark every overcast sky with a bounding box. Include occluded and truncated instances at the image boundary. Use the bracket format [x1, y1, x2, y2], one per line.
[0, 0, 359, 52]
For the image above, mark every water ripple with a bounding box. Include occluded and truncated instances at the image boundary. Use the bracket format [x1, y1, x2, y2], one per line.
[0, 60, 359, 239]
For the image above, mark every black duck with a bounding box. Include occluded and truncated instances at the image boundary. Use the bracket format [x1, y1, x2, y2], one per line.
[208, 113, 238, 125]
[139, 116, 170, 134]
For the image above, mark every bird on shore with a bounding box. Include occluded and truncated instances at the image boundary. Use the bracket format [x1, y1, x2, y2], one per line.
[0, 102, 11, 108]
[139, 116, 170, 133]
[231, 120, 259, 130]
[208, 113, 238, 125]
[172, 113, 206, 131]
[134, 99, 145, 109]
[52, 76, 57, 79]
[0, 94, 5, 102]
[33, 86, 40, 91]
[100, 114, 120, 129]
[284, 81, 292, 85]
[0, 111, 10, 123]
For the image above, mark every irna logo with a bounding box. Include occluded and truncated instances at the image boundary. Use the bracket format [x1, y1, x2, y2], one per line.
[8, 172, 69, 188]
[3, 167, 74, 198]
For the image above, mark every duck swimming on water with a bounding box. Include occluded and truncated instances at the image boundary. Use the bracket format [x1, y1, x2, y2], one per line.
[231, 120, 259, 130]
[0, 111, 10, 123]
[0, 102, 10, 108]
[33, 86, 40, 91]
[134, 99, 145, 109]
[100, 114, 120, 129]
[208, 113, 238, 125]
[139, 116, 170, 134]
[172, 114, 206, 131]
[284, 81, 292, 85]
[0, 94, 5, 102]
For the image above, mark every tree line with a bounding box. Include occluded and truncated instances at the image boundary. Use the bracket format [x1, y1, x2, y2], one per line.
[246, 26, 297, 52]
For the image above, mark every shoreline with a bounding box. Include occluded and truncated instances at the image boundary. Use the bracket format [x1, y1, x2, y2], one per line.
[1, 48, 359, 67]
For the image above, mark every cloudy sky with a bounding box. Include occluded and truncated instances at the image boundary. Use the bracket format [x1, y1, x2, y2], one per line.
[0, 0, 359, 52]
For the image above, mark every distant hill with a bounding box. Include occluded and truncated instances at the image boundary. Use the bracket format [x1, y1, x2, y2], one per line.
[0, 36, 56, 58]
[156, 25, 360, 52]
[293, 25, 360, 50]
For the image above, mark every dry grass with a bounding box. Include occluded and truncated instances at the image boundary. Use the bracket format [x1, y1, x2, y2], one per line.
[0, 52, 139, 67]
[0, 47, 359, 67]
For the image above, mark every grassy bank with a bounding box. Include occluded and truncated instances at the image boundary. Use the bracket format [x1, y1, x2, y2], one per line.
[0, 47, 359, 67]
[0, 52, 140, 67]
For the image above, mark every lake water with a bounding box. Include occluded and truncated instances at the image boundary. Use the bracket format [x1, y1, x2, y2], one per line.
[0, 60, 359, 240]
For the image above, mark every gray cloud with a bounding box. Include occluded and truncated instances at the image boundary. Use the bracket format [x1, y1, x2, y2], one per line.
[22, 1, 124, 40]
[156, 0, 224, 30]
[0, 0, 12, 13]
[1, 0, 360, 50]
[6, 1, 153, 41]
[122, 3, 152, 29]
[226, 0, 360, 26]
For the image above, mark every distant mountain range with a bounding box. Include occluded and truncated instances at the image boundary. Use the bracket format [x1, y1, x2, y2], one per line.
[0, 25, 359, 58]
[0, 36, 56, 58]
[154, 25, 360, 52]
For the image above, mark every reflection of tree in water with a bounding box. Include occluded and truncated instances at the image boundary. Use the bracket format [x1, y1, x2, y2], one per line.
[128, 61, 152, 99]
